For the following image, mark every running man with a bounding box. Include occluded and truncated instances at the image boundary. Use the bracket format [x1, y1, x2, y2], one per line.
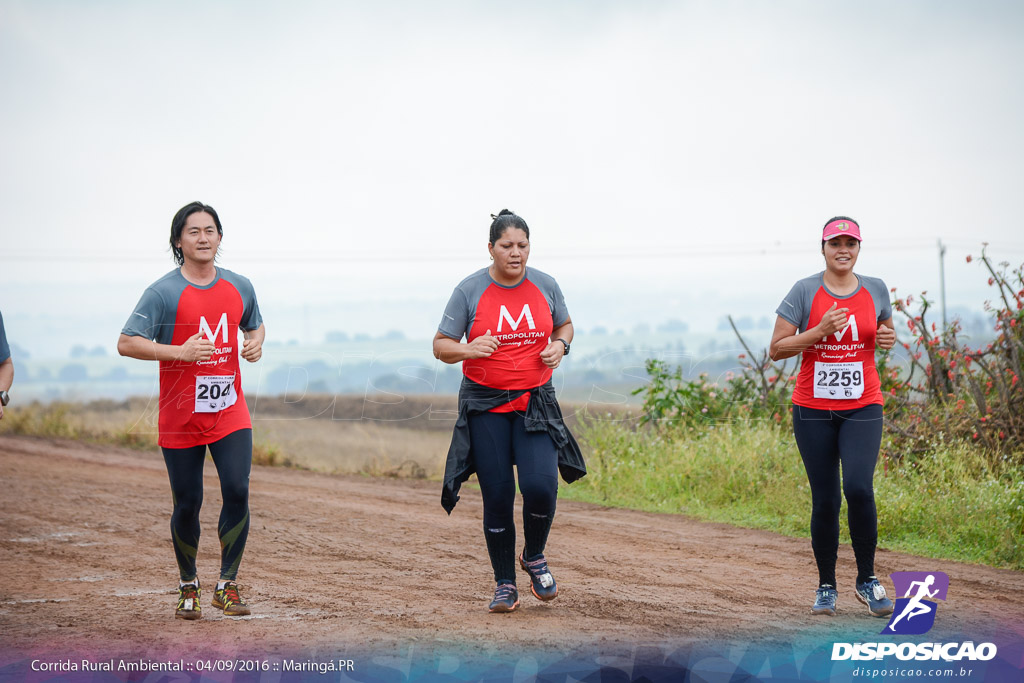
[888, 574, 939, 631]
[118, 201, 264, 620]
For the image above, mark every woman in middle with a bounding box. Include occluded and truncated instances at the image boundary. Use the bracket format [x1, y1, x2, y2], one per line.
[434, 209, 585, 613]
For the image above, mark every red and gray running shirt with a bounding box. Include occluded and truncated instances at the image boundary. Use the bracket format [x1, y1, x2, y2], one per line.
[438, 267, 569, 412]
[121, 268, 262, 448]
[776, 272, 891, 410]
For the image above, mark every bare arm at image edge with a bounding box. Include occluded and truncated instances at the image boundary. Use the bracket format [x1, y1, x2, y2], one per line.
[0, 356, 12, 420]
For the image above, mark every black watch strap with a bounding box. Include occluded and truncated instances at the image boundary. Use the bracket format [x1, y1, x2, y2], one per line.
[0, 390, 8, 407]
[555, 338, 570, 355]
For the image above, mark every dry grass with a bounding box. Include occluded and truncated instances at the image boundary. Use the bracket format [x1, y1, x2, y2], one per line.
[251, 418, 449, 478]
[0, 394, 634, 480]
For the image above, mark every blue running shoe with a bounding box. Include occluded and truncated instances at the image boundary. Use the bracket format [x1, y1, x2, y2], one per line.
[488, 583, 520, 613]
[812, 585, 838, 616]
[519, 551, 558, 601]
[855, 577, 894, 617]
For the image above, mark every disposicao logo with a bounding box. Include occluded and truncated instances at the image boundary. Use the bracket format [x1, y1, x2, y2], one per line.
[831, 570, 997, 663]
[884, 571, 949, 635]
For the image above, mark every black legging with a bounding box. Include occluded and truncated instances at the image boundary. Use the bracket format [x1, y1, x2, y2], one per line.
[792, 403, 883, 587]
[469, 410, 559, 584]
[161, 428, 252, 582]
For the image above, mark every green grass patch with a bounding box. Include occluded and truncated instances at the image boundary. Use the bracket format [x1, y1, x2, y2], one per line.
[566, 418, 1024, 570]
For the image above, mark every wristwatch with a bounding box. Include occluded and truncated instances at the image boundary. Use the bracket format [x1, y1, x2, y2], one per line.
[0, 390, 9, 406]
[554, 338, 570, 356]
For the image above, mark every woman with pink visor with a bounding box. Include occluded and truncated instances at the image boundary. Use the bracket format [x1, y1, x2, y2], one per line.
[769, 217, 896, 618]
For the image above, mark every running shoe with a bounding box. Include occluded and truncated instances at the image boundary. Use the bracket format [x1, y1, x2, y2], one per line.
[175, 582, 202, 620]
[518, 550, 558, 601]
[811, 585, 838, 616]
[212, 581, 251, 616]
[488, 583, 520, 613]
[855, 577, 894, 617]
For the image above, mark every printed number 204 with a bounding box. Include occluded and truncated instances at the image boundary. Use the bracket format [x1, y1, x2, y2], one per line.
[197, 383, 232, 400]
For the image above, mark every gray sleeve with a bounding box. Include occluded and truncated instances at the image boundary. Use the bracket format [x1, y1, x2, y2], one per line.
[863, 276, 892, 322]
[550, 279, 569, 327]
[222, 270, 263, 331]
[529, 269, 570, 326]
[121, 287, 169, 343]
[775, 281, 808, 329]
[0, 310, 10, 363]
[438, 288, 469, 340]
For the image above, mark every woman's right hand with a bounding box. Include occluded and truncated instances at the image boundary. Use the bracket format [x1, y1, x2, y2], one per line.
[816, 302, 850, 337]
[177, 332, 215, 362]
[465, 330, 498, 358]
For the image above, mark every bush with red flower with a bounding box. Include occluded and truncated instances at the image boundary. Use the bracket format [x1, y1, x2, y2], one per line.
[886, 247, 1023, 459]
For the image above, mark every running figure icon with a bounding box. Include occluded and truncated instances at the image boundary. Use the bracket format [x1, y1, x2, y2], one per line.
[883, 571, 949, 635]
[888, 574, 939, 631]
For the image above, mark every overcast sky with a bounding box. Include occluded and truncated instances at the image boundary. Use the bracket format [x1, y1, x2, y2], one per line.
[2, 0, 1023, 358]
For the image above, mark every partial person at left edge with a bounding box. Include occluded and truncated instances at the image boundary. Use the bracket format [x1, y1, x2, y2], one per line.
[0, 309, 13, 419]
[117, 201, 265, 621]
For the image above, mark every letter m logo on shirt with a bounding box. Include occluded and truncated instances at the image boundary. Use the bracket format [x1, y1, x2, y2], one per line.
[199, 312, 229, 343]
[834, 314, 859, 342]
[497, 304, 535, 332]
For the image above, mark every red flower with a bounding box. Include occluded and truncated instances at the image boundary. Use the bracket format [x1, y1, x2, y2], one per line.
[966, 255, 973, 263]
[999, 431, 1006, 439]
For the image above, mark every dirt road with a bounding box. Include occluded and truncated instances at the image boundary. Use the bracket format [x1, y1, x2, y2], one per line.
[1, 434, 1022, 670]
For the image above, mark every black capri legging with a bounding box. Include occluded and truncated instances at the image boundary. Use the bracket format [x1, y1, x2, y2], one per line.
[792, 403, 883, 587]
[468, 410, 559, 583]
[469, 411, 559, 528]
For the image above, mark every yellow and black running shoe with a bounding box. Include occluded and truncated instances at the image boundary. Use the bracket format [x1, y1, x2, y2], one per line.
[175, 582, 202, 620]
[212, 581, 251, 616]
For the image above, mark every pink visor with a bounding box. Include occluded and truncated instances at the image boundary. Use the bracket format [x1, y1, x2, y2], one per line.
[822, 218, 862, 241]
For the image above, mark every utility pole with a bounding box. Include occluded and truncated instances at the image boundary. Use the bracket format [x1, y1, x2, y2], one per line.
[938, 239, 947, 330]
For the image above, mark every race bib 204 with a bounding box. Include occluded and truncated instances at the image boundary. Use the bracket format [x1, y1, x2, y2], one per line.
[194, 375, 238, 413]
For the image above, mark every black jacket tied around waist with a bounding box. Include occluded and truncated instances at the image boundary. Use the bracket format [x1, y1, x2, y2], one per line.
[441, 378, 587, 514]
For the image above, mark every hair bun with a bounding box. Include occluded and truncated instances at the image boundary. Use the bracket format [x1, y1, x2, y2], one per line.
[487, 208, 529, 243]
